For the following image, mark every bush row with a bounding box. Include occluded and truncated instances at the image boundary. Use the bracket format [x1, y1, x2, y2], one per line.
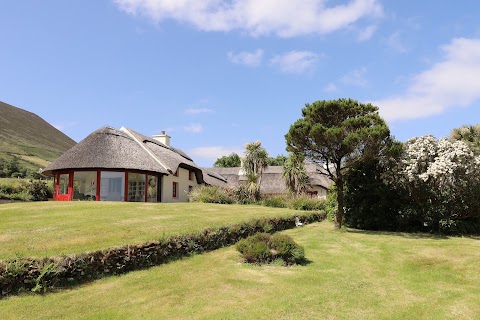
[0, 211, 325, 298]
[190, 185, 330, 212]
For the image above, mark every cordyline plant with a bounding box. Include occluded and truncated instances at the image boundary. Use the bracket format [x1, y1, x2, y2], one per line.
[285, 98, 390, 229]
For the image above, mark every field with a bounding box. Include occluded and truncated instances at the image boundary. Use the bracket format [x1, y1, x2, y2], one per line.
[1, 203, 480, 319]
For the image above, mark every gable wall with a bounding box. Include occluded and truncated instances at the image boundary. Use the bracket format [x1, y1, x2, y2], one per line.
[161, 167, 201, 202]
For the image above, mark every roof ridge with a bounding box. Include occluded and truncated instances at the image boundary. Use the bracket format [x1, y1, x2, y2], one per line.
[120, 127, 172, 174]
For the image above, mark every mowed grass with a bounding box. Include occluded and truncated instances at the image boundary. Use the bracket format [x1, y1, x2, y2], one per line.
[0, 202, 296, 260]
[2, 221, 480, 319]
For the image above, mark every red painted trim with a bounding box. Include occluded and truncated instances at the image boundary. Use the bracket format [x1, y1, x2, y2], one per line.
[124, 170, 128, 202]
[96, 170, 101, 201]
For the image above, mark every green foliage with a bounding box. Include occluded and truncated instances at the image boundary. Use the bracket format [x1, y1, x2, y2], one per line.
[213, 153, 242, 168]
[450, 124, 480, 155]
[188, 185, 234, 204]
[28, 180, 52, 201]
[236, 233, 271, 263]
[285, 98, 390, 229]
[289, 195, 325, 211]
[344, 149, 408, 231]
[267, 155, 287, 166]
[236, 233, 305, 265]
[262, 196, 288, 208]
[0, 178, 53, 201]
[243, 141, 269, 201]
[324, 186, 338, 221]
[32, 261, 59, 293]
[282, 152, 309, 195]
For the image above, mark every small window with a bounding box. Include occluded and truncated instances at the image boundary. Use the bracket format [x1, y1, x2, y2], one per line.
[189, 171, 194, 181]
[173, 182, 178, 198]
[173, 169, 178, 177]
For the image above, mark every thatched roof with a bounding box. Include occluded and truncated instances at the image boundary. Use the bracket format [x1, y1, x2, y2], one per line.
[208, 164, 332, 194]
[42, 126, 167, 175]
[201, 168, 228, 187]
[43, 126, 205, 182]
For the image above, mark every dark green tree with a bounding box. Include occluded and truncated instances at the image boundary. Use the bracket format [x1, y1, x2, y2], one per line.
[213, 153, 241, 168]
[4, 155, 21, 177]
[267, 155, 287, 166]
[285, 98, 390, 229]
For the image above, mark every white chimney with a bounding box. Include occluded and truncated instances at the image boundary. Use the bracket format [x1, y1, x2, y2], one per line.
[152, 131, 171, 146]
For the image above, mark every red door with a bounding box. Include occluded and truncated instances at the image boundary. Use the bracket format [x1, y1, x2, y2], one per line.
[56, 173, 72, 201]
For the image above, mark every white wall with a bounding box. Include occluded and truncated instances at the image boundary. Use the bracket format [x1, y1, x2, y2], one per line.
[161, 167, 201, 202]
[310, 185, 328, 199]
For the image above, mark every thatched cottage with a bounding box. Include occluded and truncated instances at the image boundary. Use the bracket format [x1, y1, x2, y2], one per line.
[43, 126, 331, 202]
[42, 126, 226, 202]
[208, 164, 331, 199]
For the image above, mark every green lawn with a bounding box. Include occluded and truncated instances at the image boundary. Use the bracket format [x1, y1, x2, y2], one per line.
[0, 202, 296, 260]
[1, 221, 480, 319]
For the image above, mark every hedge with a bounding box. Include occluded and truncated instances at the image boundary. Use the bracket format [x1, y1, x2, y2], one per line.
[0, 211, 325, 298]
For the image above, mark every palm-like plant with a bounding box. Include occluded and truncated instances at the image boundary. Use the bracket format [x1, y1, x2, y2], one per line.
[282, 152, 309, 195]
[450, 124, 480, 155]
[242, 141, 268, 200]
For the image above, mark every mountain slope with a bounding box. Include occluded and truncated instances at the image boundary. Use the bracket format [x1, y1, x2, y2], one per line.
[0, 101, 76, 171]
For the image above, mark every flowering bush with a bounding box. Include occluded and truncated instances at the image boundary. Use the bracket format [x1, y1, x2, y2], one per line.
[384, 135, 480, 232]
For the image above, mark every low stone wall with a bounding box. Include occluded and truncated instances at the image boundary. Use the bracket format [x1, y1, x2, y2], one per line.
[0, 211, 325, 297]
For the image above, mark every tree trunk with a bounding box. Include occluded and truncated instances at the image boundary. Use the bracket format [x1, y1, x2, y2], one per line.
[335, 178, 344, 229]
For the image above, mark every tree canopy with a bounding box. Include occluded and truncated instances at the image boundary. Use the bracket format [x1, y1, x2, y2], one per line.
[213, 153, 241, 168]
[285, 98, 390, 229]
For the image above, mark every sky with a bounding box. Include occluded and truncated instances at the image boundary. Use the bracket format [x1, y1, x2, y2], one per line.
[1, 0, 480, 166]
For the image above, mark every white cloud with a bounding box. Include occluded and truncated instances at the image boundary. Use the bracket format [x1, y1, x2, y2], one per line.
[183, 123, 203, 133]
[184, 108, 213, 115]
[324, 82, 338, 92]
[113, 0, 383, 37]
[189, 146, 244, 161]
[270, 51, 319, 74]
[357, 24, 377, 41]
[341, 67, 368, 87]
[373, 38, 480, 122]
[228, 49, 263, 67]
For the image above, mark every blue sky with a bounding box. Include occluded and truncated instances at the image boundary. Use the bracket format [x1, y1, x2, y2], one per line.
[1, 1, 479, 166]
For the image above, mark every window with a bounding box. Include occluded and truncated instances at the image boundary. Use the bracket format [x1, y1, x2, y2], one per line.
[173, 169, 178, 177]
[58, 174, 69, 195]
[189, 171, 194, 181]
[73, 171, 97, 200]
[100, 171, 125, 201]
[128, 173, 146, 202]
[172, 182, 178, 198]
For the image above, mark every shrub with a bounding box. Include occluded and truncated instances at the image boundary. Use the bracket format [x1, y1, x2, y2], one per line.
[262, 196, 288, 208]
[188, 185, 233, 204]
[289, 195, 325, 211]
[28, 180, 52, 201]
[236, 232, 305, 265]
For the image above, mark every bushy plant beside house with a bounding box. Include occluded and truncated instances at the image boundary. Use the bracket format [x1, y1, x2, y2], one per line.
[188, 185, 234, 204]
[0, 179, 53, 201]
[236, 233, 305, 265]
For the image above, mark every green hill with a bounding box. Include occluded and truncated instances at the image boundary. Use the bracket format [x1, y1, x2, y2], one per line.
[0, 101, 76, 174]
